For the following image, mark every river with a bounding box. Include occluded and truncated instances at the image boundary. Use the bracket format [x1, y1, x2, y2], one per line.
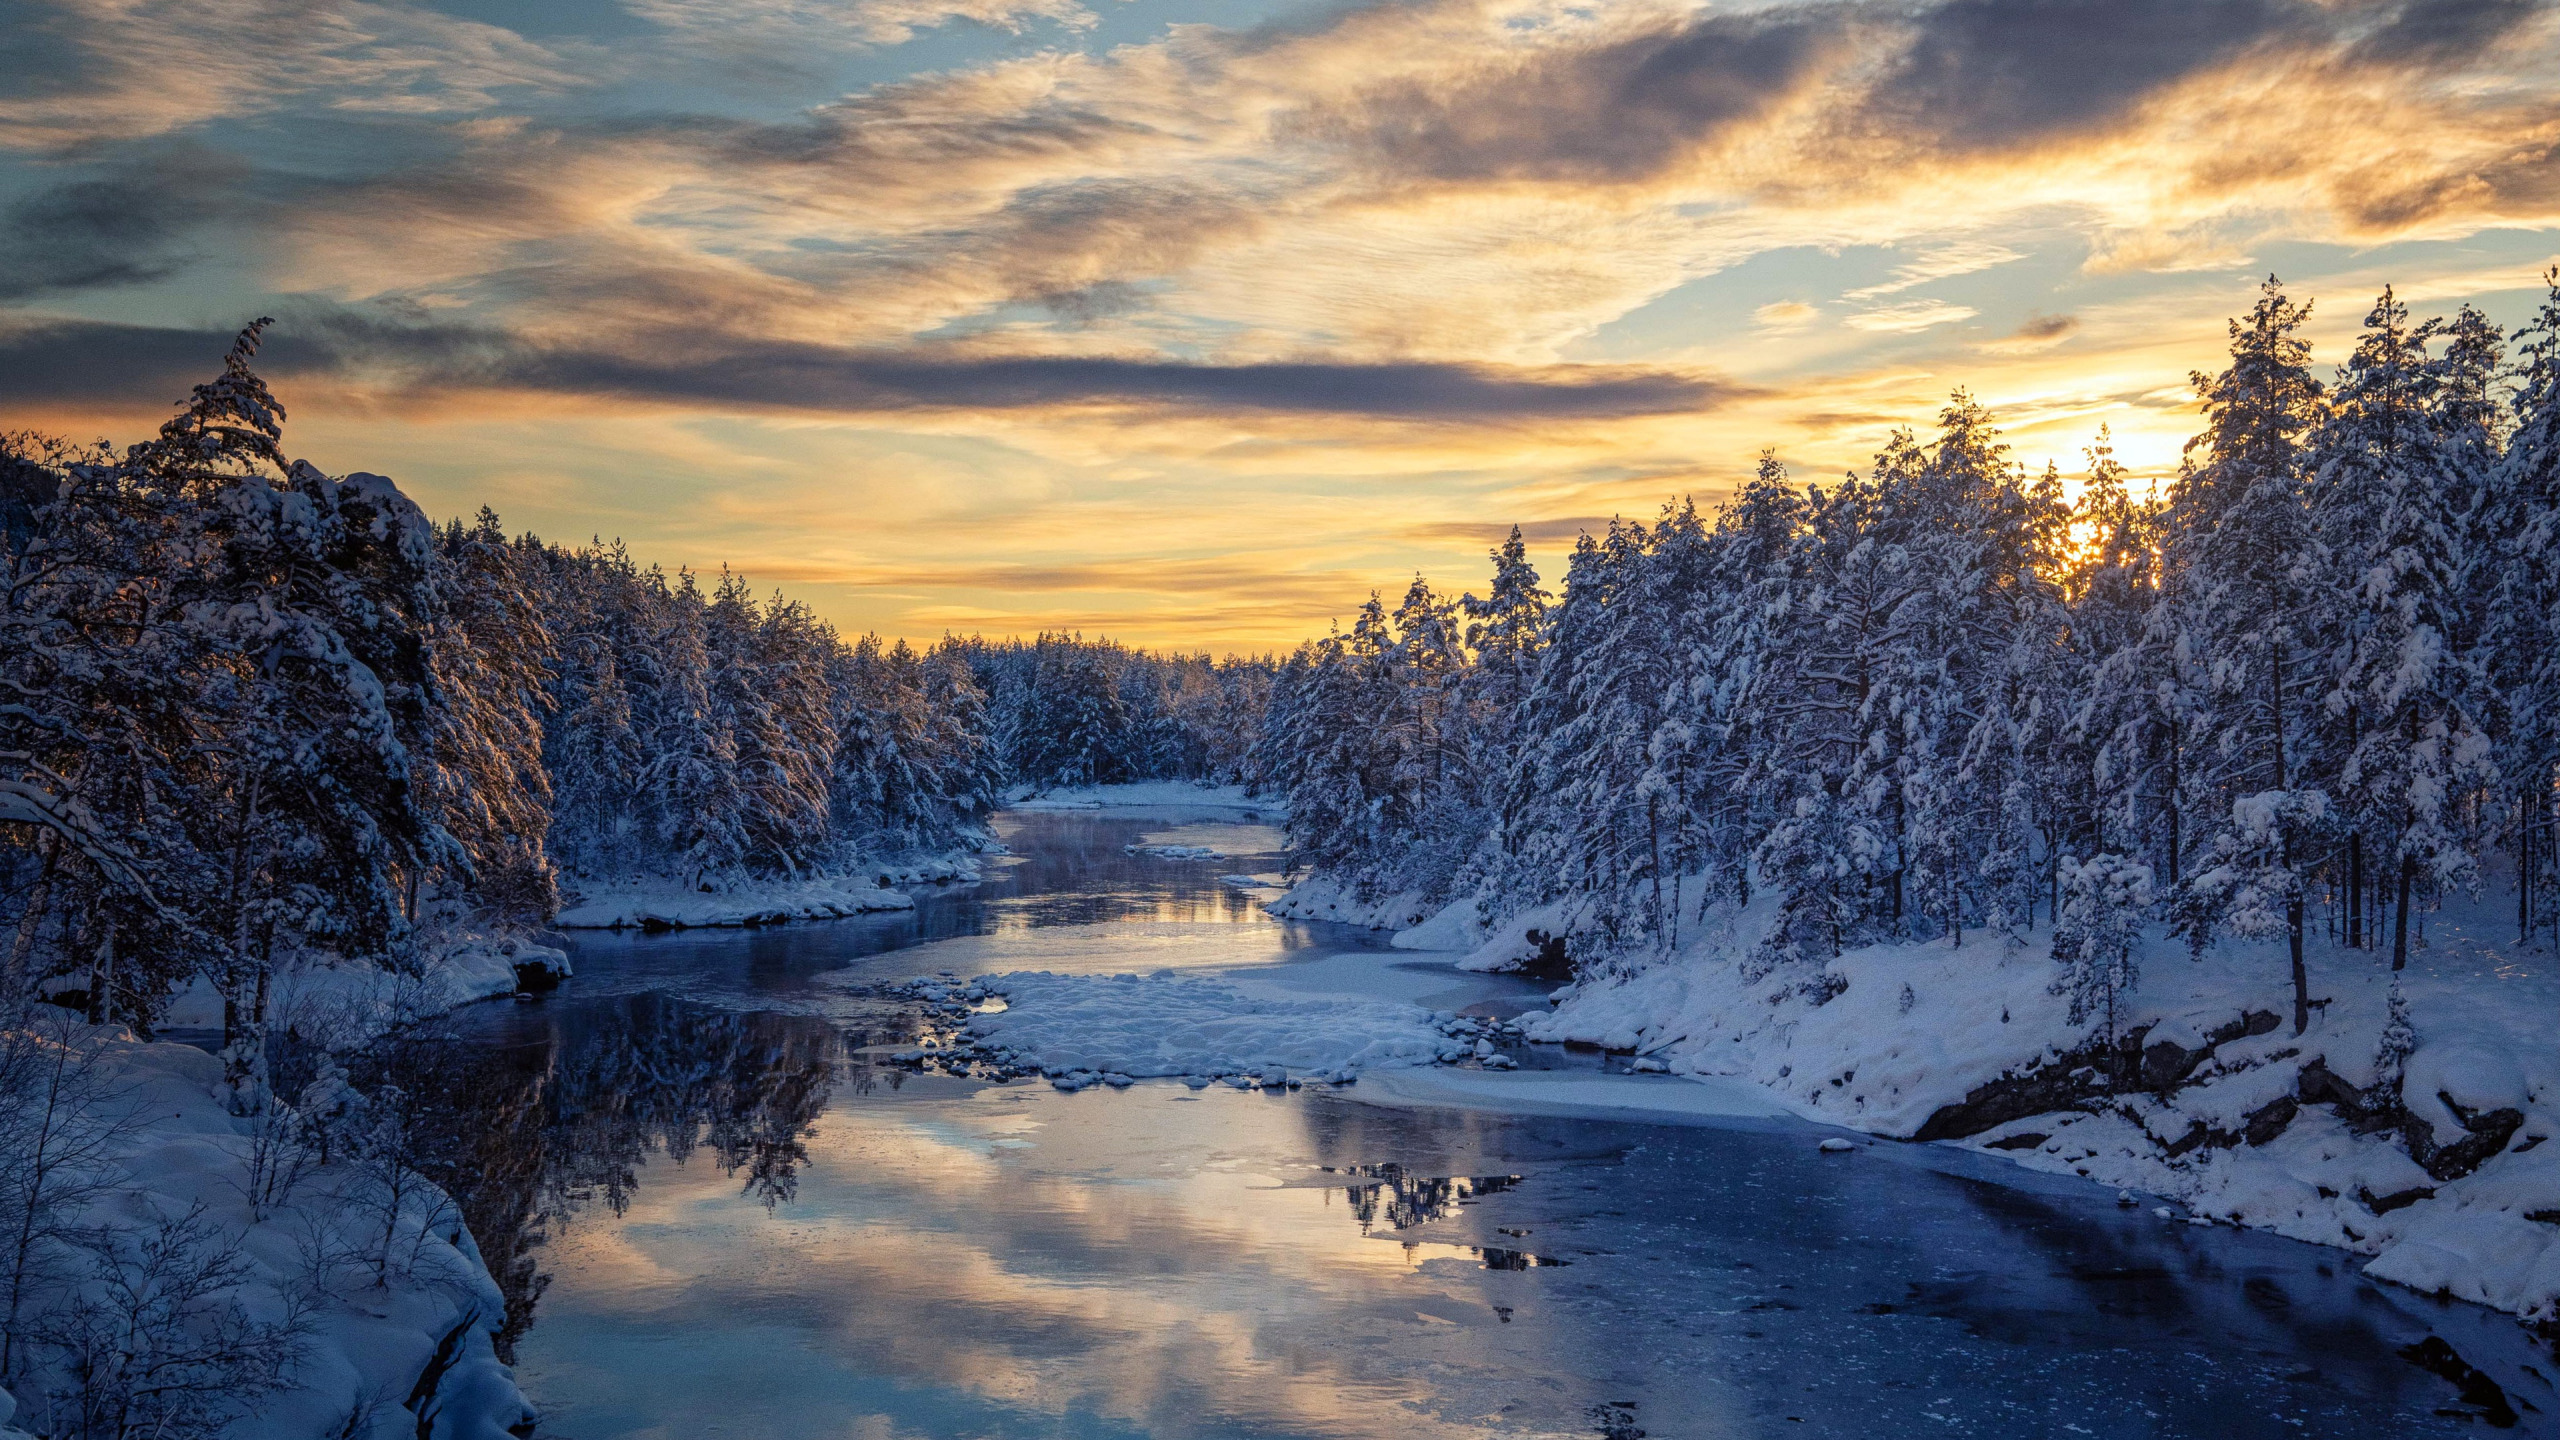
[406, 802, 2556, 1438]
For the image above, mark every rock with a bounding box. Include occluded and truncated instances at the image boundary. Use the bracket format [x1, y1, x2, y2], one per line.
[2360, 1184, 2437, 1215]
[2399, 1336, 2520, 1427]
[1818, 1138, 1856, 1153]
[2407, 1095, 2525, 1182]
[1914, 1009, 2281, 1142]
[1983, 1132, 2048, 1151]
[2241, 1095, 2299, 1147]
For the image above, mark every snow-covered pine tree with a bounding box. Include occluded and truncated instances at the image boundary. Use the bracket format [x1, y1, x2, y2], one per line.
[2050, 852, 2155, 1061]
[129, 322, 450, 1107]
[640, 570, 749, 887]
[2314, 291, 2492, 969]
[2174, 277, 2330, 1033]
[418, 508, 559, 921]
[2484, 270, 2560, 945]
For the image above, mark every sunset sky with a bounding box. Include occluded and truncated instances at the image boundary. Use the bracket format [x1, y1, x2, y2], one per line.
[3, 0, 2556, 650]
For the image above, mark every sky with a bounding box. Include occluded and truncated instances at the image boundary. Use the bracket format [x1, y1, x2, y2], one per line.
[1, 0, 2556, 652]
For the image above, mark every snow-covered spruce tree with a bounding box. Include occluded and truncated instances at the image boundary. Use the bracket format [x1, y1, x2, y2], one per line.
[1008, 634, 1134, 788]
[1744, 462, 1915, 965]
[2483, 271, 2560, 946]
[2311, 290, 2493, 969]
[2070, 431, 2173, 882]
[0, 432, 198, 1019]
[417, 509, 559, 923]
[636, 570, 749, 887]
[127, 322, 452, 1107]
[2050, 852, 2155, 1064]
[2172, 277, 2331, 1035]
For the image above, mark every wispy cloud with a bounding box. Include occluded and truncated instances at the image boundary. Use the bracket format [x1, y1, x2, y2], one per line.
[1842, 242, 2024, 301]
[1842, 299, 1979, 332]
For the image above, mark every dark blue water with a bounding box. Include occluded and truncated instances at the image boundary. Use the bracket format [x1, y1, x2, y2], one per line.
[420, 807, 2560, 1438]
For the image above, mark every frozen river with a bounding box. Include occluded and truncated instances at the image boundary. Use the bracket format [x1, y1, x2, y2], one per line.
[419, 804, 2556, 1438]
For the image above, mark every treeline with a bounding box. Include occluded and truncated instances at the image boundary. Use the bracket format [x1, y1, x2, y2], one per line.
[0, 327, 1235, 1098]
[1267, 274, 2560, 1035]
[950, 634, 1274, 790]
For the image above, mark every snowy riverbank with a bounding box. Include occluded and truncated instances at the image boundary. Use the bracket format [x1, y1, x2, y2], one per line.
[1399, 884, 2560, 1324]
[0, 1027, 532, 1440]
[159, 933, 572, 1049]
[1004, 780, 1279, 813]
[553, 852, 983, 930]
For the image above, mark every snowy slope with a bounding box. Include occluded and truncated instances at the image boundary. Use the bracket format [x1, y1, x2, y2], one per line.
[1513, 888, 2560, 1321]
[0, 1029, 533, 1439]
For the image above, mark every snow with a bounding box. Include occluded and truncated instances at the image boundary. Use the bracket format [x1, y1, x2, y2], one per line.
[554, 872, 936, 929]
[0, 1027, 532, 1439]
[1264, 873, 1442, 931]
[160, 935, 567, 1047]
[1475, 882, 2560, 1323]
[1005, 781, 1278, 812]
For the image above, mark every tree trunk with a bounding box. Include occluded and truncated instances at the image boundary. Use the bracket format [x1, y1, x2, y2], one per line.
[2394, 854, 2414, 972]
[5, 839, 58, 1007]
[86, 920, 115, 1026]
[2348, 831, 2364, 949]
[2523, 788, 2536, 945]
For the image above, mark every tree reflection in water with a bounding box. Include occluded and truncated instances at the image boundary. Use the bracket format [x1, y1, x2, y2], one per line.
[362, 995, 845, 1361]
[1322, 1163, 1520, 1234]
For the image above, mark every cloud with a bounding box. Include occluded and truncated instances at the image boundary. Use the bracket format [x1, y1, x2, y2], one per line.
[1754, 301, 1818, 329]
[1981, 311, 2081, 351]
[0, 315, 1745, 421]
[1842, 299, 1979, 332]
[1860, 0, 2317, 153]
[0, 0, 584, 150]
[1285, 6, 1844, 184]
[0, 151, 242, 299]
[624, 0, 1101, 53]
[1841, 241, 2025, 300]
[1398, 516, 1613, 545]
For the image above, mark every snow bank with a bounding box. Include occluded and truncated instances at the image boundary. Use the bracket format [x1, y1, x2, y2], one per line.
[1506, 885, 2560, 1322]
[1264, 873, 1442, 931]
[1006, 781, 1279, 812]
[0, 1028, 533, 1439]
[919, 969, 1489, 1080]
[162, 934, 568, 1047]
[555, 874, 922, 930]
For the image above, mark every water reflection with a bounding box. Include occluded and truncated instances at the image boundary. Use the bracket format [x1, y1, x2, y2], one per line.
[385, 995, 847, 1360]
[1322, 1164, 1522, 1233]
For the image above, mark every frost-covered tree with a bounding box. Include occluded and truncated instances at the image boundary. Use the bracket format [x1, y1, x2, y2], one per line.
[2175, 277, 2329, 1033]
[2051, 853, 2155, 1057]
